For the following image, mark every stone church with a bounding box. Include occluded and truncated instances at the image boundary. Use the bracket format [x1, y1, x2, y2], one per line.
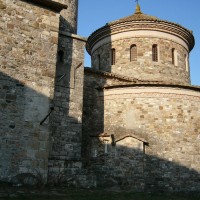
[0, 0, 200, 192]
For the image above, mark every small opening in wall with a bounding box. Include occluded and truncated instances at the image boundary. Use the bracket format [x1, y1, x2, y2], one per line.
[98, 54, 101, 70]
[172, 48, 175, 65]
[152, 44, 158, 62]
[130, 44, 137, 61]
[185, 54, 189, 72]
[111, 48, 116, 65]
[57, 50, 64, 63]
[172, 48, 178, 66]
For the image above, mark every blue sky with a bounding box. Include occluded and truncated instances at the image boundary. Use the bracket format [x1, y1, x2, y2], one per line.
[78, 0, 200, 86]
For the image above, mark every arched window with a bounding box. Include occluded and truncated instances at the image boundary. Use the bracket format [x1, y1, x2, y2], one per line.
[130, 44, 137, 61]
[185, 54, 189, 72]
[57, 50, 64, 63]
[97, 54, 101, 70]
[111, 48, 116, 65]
[152, 44, 158, 62]
[172, 48, 178, 66]
[172, 48, 175, 65]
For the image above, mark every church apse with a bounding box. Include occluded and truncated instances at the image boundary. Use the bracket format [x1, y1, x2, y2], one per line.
[82, 2, 200, 191]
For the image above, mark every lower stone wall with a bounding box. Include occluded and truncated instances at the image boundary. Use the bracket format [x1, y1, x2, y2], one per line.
[82, 69, 131, 165]
[101, 86, 200, 192]
[89, 136, 145, 190]
[0, 0, 59, 182]
[82, 70, 200, 192]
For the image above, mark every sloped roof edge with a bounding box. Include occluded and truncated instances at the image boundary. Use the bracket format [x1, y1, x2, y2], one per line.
[84, 67, 160, 84]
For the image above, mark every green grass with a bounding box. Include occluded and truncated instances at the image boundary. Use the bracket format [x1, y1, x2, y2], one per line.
[1, 189, 199, 200]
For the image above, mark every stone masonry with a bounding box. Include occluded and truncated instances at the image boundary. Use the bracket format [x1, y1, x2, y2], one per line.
[47, 0, 86, 180]
[0, 0, 86, 183]
[102, 86, 200, 191]
[0, 0, 61, 180]
[0, 0, 200, 192]
[83, 4, 200, 192]
[91, 38, 190, 85]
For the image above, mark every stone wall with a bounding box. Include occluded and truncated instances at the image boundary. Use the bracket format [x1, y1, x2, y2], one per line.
[89, 135, 145, 190]
[101, 86, 200, 191]
[60, 0, 78, 33]
[48, 32, 86, 178]
[82, 69, 132, 145]
[83, 66, 200, 192]
[82, 70, 147, 190]
[0, 0, 60, 181]
[91, 37, 190, 85]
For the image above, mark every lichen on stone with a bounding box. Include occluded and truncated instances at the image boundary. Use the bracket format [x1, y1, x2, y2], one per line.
[0, 1, 6, 9]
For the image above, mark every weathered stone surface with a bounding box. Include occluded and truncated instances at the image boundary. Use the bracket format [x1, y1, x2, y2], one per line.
[1, 0, 200, 193]
[91, 37, 190, 85]
[0, 0, 60, 181]
[103, 87, 200, 191]
[83, 6, 199, 191]
[0, 0, 6, 9]
[83, 68, 200, 191]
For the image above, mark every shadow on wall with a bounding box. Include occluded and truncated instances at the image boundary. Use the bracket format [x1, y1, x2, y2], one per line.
[0, 0, 83, 185]
[83, 72, 200, 191]
[88, 137, 200, 192]
[48, 14, 84, 176]
[82, 78, 200, 191]
[0, 15, 81, 182]
[82, 71, 106, 166]
[0, 70, 52, 181]
[0, 67, 200, 192]
[49, 14, 75, 160]
[0, 67, 82, 184]
[83, 18, 126, 158]
[82, 22, 117, 178]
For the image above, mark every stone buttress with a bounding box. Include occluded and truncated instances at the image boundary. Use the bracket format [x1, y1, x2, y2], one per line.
[48, 0, 87, 183]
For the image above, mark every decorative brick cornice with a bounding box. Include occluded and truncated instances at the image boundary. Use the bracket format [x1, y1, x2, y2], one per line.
[87, 15, 195, 54]
[102, 83, 200, 93]
[20, 0, 67, 12]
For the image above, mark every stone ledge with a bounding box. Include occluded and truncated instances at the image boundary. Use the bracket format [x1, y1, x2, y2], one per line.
[102, 86, 200, 102]
[102, 83, 200, 92]
[20, 0, 67, 12]
[60, 31, 87, 42]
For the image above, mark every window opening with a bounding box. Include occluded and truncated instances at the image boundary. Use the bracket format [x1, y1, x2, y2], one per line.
[152, 44, 158, 62]
[58, 50, 64, 63]
[97, 54, 101, 70]
[111, 48, 116, 65]
[172, 48, 175, 65]
[130, 44, 137, 61]
[185, 54, 189, 72]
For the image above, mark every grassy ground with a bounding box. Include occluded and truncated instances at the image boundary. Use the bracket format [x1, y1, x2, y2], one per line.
[1, 188, 199, 200]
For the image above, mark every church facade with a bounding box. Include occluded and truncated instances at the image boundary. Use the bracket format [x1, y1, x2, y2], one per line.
[0, 0, 200, 192]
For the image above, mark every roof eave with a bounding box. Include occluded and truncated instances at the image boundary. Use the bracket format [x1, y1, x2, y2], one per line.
[20, 0, 67, 12]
